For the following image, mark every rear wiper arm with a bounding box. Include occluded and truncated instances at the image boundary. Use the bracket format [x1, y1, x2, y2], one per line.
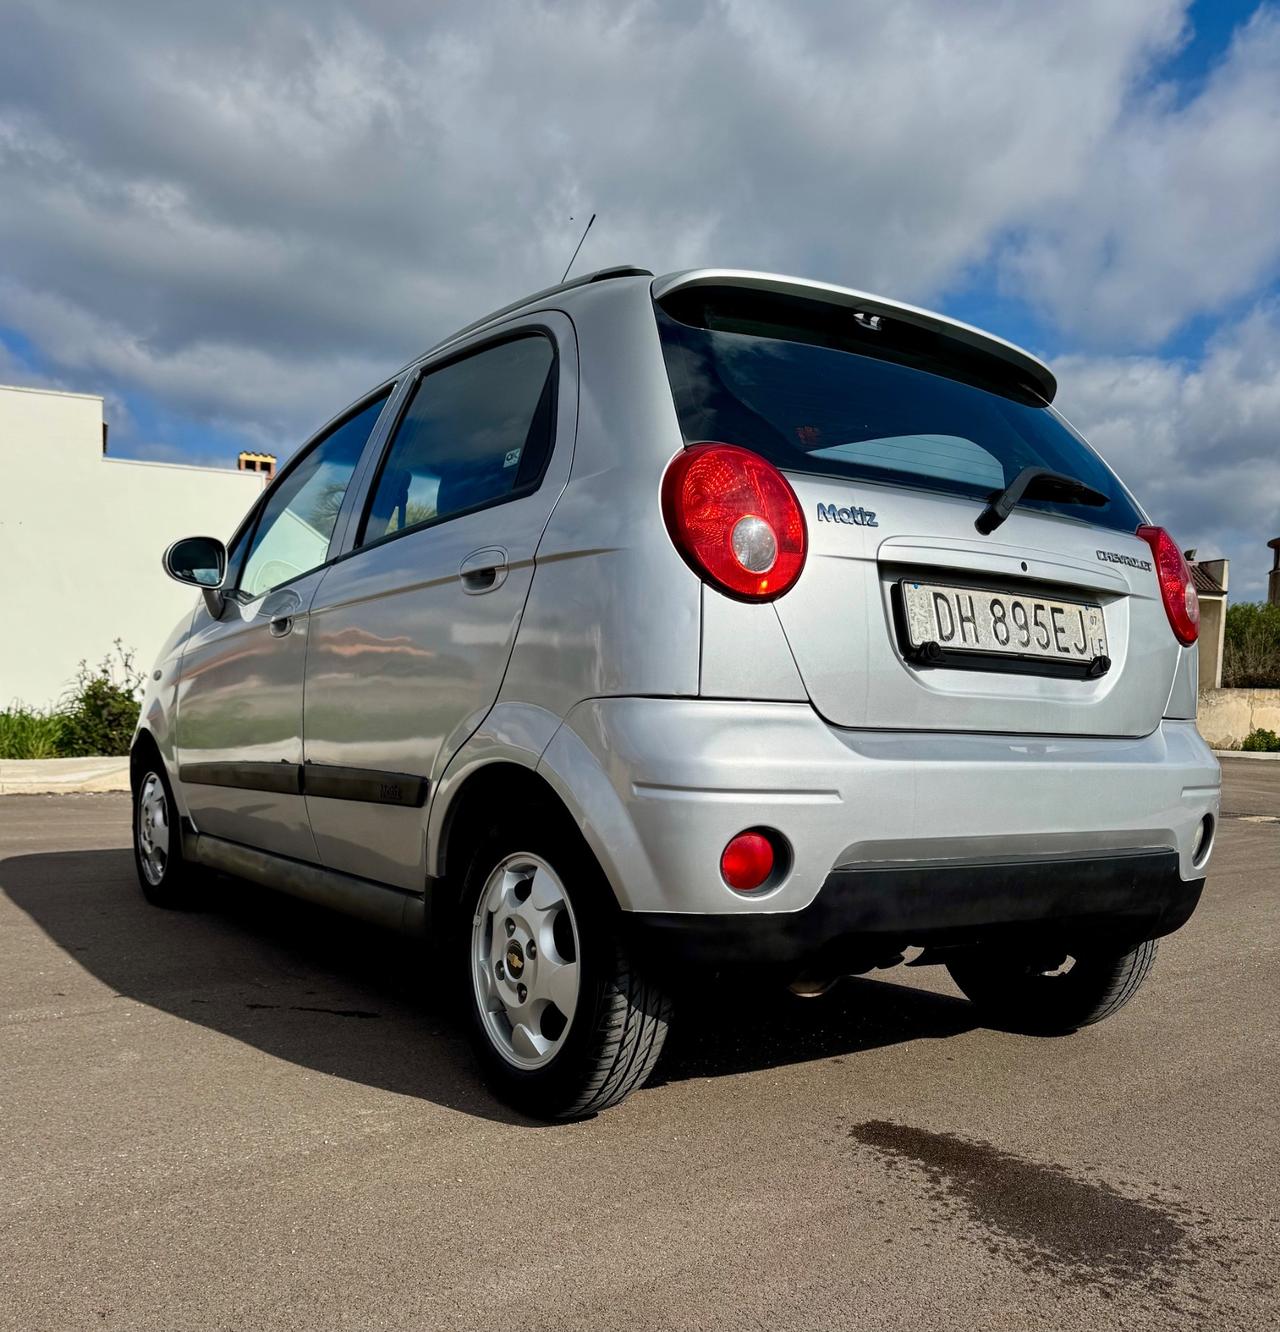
[975, 466, 1108, 534]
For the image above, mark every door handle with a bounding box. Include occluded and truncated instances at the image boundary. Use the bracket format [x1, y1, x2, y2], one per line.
[261, 588, 306, 639]
[459, 547, 509, 594]
[262, 587, 305, 637]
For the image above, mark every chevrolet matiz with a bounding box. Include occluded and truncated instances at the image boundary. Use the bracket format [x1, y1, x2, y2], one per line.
[133, 266, 1220, 1118]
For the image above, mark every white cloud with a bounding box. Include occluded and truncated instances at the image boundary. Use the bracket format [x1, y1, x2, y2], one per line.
[1003, 6, 1280, 346]
[1056, 303, 1280, 599]
[0, 0, 1191, 440]
[0, 0, 1275, 570]
[0, 280, 388, 449]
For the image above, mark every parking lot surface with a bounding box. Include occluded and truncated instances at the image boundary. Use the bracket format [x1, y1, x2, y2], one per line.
[1, 761, 1276, 1331]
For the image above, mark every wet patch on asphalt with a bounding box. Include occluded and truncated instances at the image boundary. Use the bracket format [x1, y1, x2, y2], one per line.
[846, 1120, 1267, 1316]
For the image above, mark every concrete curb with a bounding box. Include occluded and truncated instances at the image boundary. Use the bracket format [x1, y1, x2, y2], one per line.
[1214, 749, 1280, 762]
[0, 756, 130, 794]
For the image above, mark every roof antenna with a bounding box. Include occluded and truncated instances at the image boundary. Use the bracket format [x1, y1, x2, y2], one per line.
[560, 213, 596, 283]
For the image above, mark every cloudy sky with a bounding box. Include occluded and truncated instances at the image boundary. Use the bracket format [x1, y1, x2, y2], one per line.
[1, 0, 1277, 595]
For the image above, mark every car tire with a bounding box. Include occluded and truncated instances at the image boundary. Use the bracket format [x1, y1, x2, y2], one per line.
[946, 939, 1158, 1035]
[131, 756, 200, 908]
[459, 808, 673, 1120]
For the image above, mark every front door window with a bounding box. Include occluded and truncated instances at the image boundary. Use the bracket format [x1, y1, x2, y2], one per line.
[239, 392, 390, 599]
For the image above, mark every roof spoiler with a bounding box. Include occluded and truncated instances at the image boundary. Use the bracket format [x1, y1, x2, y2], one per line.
[652, 269, 1056, 403]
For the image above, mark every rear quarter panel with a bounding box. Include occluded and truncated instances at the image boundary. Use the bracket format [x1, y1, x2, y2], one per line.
[498, 279, 701, 715]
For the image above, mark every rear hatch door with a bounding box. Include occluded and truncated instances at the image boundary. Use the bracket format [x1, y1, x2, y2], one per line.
[655, 276, 1179, 738]
[776, 474, 1172, 736]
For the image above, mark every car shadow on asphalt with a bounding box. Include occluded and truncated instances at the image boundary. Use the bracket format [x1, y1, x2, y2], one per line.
[648, 974, 978, 1089]
[2, 847, 979, 1124]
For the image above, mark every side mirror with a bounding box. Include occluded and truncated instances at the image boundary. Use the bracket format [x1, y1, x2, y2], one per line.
[163, 535, 227, 588]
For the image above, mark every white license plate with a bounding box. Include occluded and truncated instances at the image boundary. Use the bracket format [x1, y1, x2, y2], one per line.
[901, 580, 1107, 662]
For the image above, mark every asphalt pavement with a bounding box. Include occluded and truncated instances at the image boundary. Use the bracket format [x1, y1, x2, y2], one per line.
[1, 761, 1276, 1330]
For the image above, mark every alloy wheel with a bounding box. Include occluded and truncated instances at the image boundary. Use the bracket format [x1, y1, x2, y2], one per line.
[470, 852, 581, 1069]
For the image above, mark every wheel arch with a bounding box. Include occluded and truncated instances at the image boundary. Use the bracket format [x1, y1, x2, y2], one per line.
[428, 719, 649, 927]
[429, 758, 616, 933]
[428, 700, 662, 917]
[434, 760, 573, 881]
[129, 727, 163, 790]
[129, 725, 193, 826]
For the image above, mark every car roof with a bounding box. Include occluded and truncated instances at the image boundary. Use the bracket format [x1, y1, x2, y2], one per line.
[400, 266, 654, 374]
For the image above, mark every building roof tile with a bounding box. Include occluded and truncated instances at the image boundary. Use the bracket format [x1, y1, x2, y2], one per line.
[1189, 564, 1226, 597]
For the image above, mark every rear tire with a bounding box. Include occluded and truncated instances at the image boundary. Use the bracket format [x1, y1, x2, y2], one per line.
[947, 939, 1158, 1034]
[131, 756, 201, 908]
[459, 809, 672, 1119]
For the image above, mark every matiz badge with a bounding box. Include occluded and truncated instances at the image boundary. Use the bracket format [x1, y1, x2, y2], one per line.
[816, 501, 878, 528]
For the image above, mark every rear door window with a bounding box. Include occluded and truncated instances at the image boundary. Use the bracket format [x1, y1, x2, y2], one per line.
[656, 287, 1142, 533]
[359, 334, 556, 545]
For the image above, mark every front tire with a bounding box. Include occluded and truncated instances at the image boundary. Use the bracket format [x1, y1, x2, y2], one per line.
[131, 758, 200, 908]
[460, 812, 672, 1119]
[947, 939, 1159, 1034]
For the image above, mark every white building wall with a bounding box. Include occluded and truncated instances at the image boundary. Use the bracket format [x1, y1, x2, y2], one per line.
[0, 384, 266, 707]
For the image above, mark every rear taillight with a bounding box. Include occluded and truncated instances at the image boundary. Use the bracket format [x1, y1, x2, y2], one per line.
[661, 443, 807, 601]
[1137, 525, 1199, 645]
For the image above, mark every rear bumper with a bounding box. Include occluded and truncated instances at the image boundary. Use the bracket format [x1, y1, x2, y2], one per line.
[536, 699, 1220, 922]
[624, 850, 1203, 967]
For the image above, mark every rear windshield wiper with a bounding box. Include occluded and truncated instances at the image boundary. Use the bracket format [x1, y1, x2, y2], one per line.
[975, 466, 1108, 534]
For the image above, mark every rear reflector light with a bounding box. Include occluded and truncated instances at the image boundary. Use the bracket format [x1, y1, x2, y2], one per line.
[1136, 525, 1199, 645]
[662, 443, 807, 601]
[720, 831, 775, 892]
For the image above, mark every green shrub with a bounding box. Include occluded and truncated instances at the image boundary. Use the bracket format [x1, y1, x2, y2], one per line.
[1223, 602, 1280, 688]
[56, 644, 143, 761]
[0, 708, 65, 759]
[1, 644, 143, 759]
[55, 642, 144, 758]
[1241, 728, 1280, 753]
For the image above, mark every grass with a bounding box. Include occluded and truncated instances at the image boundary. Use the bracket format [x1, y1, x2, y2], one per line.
[1, 643, 143, 760]
[0, 708, 66, 760]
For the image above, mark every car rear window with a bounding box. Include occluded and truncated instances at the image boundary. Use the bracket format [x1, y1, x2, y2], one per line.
[656, 287, 1143, 534]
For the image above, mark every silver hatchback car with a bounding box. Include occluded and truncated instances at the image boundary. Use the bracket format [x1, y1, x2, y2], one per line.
[135, 266, 1220, 1118]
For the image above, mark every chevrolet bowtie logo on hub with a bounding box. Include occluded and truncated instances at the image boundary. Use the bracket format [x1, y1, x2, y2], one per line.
[816, 502, 878, 528]
[505, 940, 526, 979]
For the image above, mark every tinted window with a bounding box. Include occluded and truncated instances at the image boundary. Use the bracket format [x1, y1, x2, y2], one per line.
[361, 335, 555, 545]
[239, 392, 389, 599]
[656, 290, 1142, 533]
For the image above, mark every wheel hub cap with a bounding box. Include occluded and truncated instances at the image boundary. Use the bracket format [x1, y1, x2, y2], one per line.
[136, 772, 170, 887]
[470, 853, 581, 1070]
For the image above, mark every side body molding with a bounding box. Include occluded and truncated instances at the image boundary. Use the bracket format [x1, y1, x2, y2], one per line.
[176, 761, 429, 807]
